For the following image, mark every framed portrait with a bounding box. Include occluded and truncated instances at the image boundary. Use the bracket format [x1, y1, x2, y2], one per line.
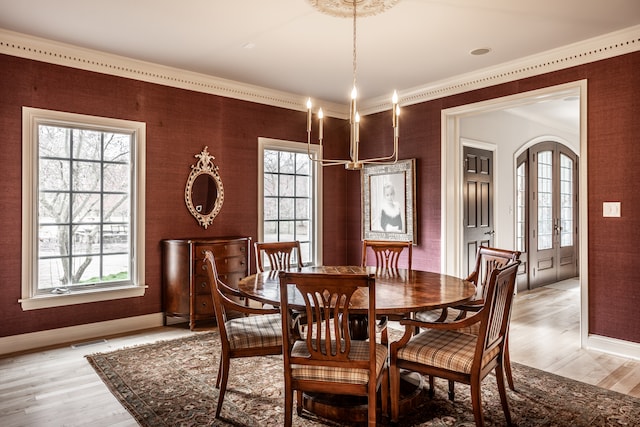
[362, 159, 416, 242]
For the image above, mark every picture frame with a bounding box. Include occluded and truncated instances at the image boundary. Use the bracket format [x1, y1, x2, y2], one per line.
[362, 158, 416, 242]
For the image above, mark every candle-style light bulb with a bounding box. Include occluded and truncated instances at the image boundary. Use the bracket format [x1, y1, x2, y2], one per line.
[355, 112, 360, 142]
[318, 108, 324, 141]
[306, 98, 312, 132]
[392, 91, 398, 105]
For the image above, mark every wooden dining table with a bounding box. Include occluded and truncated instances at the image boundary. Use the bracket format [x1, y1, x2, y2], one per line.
[237, 265, 476, 423]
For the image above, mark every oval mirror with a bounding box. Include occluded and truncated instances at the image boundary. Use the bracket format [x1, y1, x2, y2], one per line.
[185, 146, 224, 228]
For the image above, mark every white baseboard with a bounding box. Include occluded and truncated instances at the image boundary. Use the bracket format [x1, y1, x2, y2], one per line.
[0, 313, 164, 356]
[586, 334, 640, 361]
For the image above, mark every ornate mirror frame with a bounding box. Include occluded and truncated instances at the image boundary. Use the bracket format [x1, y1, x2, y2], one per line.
[184, 146, 224, 229]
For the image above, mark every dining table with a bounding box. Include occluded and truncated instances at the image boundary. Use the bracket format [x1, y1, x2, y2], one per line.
[237, 265, 476, 423]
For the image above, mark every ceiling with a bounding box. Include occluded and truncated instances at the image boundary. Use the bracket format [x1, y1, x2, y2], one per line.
[0, 0, 638, 130]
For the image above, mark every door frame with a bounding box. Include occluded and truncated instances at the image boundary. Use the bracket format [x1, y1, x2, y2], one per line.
[440, 80, 589, 348]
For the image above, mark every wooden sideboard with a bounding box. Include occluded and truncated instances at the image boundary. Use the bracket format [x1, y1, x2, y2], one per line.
[161, 236, 251, 330]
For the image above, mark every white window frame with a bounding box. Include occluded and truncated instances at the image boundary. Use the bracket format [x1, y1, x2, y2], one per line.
[257, 137, 323, 267]
[20, 107, 146, 310]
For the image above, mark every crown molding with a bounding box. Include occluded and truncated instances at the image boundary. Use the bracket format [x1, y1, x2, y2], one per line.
[0, 28, 347, 118]
[2, 25, 639, 118]
[362, 24, 640, 115]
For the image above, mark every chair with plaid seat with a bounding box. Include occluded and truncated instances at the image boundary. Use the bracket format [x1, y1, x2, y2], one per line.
[389, 261, 520, 426]
[204, 250, 283, 418]
[279, 270, 389, 427]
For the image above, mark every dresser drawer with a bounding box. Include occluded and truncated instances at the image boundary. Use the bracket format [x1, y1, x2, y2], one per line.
[194, 242, 247, 260]
[197, 254, 247, 275]
[194, 294, 214, 315]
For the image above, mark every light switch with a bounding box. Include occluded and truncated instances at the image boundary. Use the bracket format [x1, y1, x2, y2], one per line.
[603, 202, 621, 217]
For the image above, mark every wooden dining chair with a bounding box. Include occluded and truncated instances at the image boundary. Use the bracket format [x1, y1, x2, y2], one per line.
[278, 270, 389, 427]
[203, 251, 283, 418]
[361, 239, 412, 272]
[254, 241, 303, 272]
[389, 261, 520, 426]
[415, 245, 521, 399]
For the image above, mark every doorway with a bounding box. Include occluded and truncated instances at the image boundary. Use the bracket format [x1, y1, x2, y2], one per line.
[441, 80, 588, 348]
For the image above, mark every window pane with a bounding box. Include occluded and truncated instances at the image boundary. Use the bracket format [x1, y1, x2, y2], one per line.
[279, 152, 295, 174]
[264, 150, 278, 173]
[104, 193, 129, 222]
[104, 163, 130, 192]
[103, 133, 131, 162]
[73, 161, 101, 191]
[39, 125, 70, 157]
[560, 153, 573, 247]
[264, 197, 278, 220]
[264, 173, 277, 197]
[279, 174, 294, 197]
[38, 257, 68, 289]
[279, 198, 295, 219]
[537, 151, 553, 251]
[102, 254, 130, 281]
[72, 193, 101, 223]
[296, 153, 310, 175]
[39, 159, 70, 191]
[296, 199, 310, 220]
[72, 129, 102, 160]
[295, 175, 310, 198]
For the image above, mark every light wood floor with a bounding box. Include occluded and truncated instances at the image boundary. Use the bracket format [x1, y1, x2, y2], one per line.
[1, 279, 639, 426]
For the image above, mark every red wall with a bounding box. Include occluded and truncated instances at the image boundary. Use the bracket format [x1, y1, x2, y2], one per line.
[346, 52, 640, 344]
[2, 50, 639, 345]
[0, 54, 349, 337]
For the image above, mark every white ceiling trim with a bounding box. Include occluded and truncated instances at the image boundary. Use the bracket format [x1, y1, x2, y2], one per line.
[2, 25, 639, 118]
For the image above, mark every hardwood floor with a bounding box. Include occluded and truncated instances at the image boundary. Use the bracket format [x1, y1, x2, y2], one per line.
[1, 279, 639, 426]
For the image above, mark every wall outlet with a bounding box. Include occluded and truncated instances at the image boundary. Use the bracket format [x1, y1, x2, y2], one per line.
[603, 202, 621, 217]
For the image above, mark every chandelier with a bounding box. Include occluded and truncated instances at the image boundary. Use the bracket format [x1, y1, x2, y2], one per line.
[306, 0, 401, 170]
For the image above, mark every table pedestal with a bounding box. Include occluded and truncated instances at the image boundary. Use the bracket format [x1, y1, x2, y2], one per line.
[302, 371, 423, 423]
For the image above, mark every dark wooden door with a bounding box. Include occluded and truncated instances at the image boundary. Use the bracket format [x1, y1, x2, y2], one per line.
[462, 146, 494, 277]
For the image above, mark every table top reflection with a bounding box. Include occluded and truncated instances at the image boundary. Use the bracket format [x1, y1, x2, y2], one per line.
[237, 265, 475, 315]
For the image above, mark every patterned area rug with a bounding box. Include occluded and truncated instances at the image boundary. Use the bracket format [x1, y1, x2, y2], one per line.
[86, 332, 640, 426]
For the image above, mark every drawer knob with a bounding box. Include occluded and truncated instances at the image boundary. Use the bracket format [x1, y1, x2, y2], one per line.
[200, 282, 207, 288]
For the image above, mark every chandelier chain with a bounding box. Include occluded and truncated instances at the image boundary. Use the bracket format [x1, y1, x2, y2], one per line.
[352, 0, 358, 89]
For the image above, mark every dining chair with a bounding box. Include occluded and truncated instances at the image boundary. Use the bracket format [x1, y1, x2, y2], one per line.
[362, 239, 413, 342]
[203, 250, 283, 418]
[361, 239, 412, 272]
[389, 261, 520, 426]
[278, 270, 389, 427]
[254, 240, 303, 272]
[415, 245, 521, 399]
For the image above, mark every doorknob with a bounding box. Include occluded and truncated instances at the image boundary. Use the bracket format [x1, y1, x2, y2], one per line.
[484, 230, 495, 236]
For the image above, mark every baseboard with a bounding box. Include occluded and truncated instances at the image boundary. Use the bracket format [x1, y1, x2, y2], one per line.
[0, 313, 164, 356]
[586, 334, 640, 361]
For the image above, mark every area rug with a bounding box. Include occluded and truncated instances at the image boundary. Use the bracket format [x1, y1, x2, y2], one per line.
[86, 332, 640, 426]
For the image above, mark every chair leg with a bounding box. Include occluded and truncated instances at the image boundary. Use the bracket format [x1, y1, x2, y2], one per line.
[295, 390, 303, 416]
[428, 375, 435, 398]
[390, 365, 400, 422]
[504, 334, 515, 391]
[496, 364, 513, 426]
[215, 356, 230, 418]
[448, 380, 455, 401]
[380, 368, 389, 417]
[470, 379, 485, 427]
[215, 357, 222, 388]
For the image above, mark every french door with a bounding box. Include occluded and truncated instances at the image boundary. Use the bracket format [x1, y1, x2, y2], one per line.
[518, 142, 578, 288]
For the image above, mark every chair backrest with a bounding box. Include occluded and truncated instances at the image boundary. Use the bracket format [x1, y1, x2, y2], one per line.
[204, 250, 247, 345]
[361, 240, 412, 272]
[473, 261, 520, 367]
[254, 241, 303, 272]
[467, 246, 520, 300]
[279, 271, 376, 371]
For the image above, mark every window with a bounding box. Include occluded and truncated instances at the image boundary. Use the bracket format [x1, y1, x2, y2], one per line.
[258, 138, 322, 267]
[21, 108, 146, 310]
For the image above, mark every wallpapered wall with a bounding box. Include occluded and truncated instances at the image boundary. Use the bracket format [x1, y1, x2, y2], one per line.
[1, 51, 639, 345]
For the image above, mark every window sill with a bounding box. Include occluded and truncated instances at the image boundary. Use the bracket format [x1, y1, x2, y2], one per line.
[19, 285, 147, 311]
